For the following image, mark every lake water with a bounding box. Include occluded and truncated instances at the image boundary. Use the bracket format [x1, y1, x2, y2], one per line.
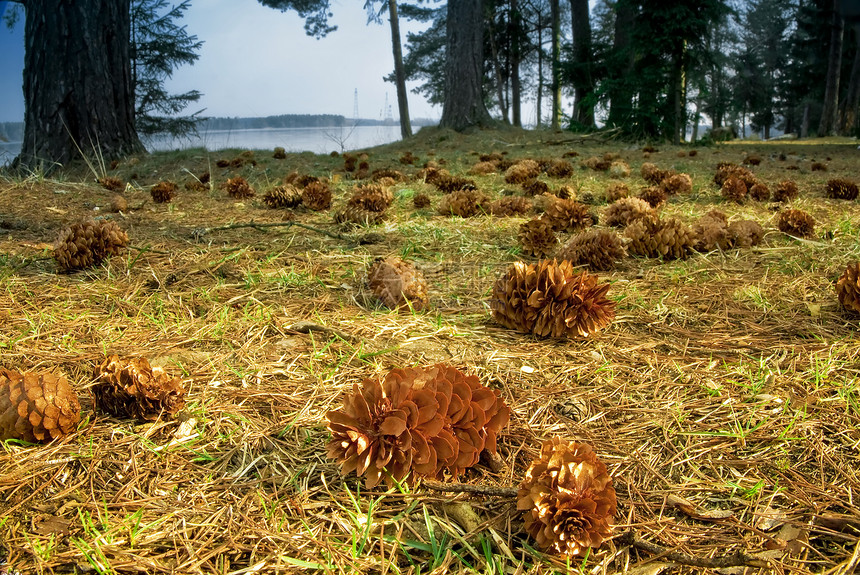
[0, 125, 414, 165]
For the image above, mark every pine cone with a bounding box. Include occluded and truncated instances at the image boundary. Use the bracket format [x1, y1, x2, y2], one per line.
[437, 189, 489, 217]
[640, 162, 674, 184]
[371, 168, 406, 182]
[151, 181, 177, 203]
[721, 176, 747, 203]
[470, 161, 499, 175]
[334, 205, 386, 227]
[693, 210, 731, 251]
[557, 229, 626, 271]
[53, 219, 129, 273]
[434, 173, 477, 193]
[660, 173, 692, 195]
[367, 257, 429, 311]
[609, 160, 631, 178]
[518, 439, 616, 557]
[326, 364, 509, 487]
[489, 196, 532, 217]
[714, 163, 756, 188]
[302, 181, 332, 210]
[226, 176, 255, 199]
[584, 156, 611, 171]
[836, 262, 860, 313]
[273, 146, 287, 159]
[749, 182, 770, 201]
[522, 179, 551, 196]
[491, 260, 616, 338]
[93, 356, 186, 421]
[777, 208, 815, 238]
[773, 180, 799, 202]
[263, 185, 302, 208]
[605, 181, 629, 202]
[518, 219, 559, 258]
[347, 184, 394, 213]
[727, 219, 764, 248]
[542, 199, 595, 233]
[826, 178, 859, 200]
[545, 159, 575, 178]
[625, 217, 695, 259]
[505, 160, 541, 184]
[638, 186, 668, 208]
[413, 193, 431, 209]
[100, 176, 124, 192]
[0, 369, 80, 443]
[603, 197, 656, 228]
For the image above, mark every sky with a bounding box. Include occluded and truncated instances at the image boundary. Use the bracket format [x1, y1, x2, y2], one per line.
[0, 0, 441, 124]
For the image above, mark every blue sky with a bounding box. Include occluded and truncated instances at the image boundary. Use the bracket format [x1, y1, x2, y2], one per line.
[0, 0, 440, 124]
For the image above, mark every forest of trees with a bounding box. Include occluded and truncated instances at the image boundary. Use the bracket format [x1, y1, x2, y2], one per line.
[7, 0, 860, 168]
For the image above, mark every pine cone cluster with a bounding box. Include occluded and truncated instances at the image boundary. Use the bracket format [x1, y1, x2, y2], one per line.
[714, 162, 756, 188]
[773, 180, 798, 202]
[604, 197, 656, 228]
[263, 185, 303, 209]
[367, 257, 429, 311]
[625, 217, 695, 259]
[518, 219, 559, 258]
[226, 176, 255, 199]
[326, 364, 510, 487]
[721, 176, 747, 203]
[517, 439, 616, 557]
[93, 356, 186, 421]
[640, 162, 674, 185]
[836, 262, 860, 313]
[542, 199, 595, 233]
[438, 189, 489, 217]
[557, 229, 626, 271]
[491, 260, 615, 338]
[53, 219, 129, 273]
[825, 178, 859, 200]
[151, 181, 177, 204]
[777, 208, 815, 238]
[489, 196, 532, 217]
[0, 369, 81, 443]
[302, 181, 332, 210]
[505, 160, 541, 184]
[347, 184, 394, 213]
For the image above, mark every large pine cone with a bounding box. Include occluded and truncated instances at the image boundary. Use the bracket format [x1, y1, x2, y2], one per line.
[749, 182, 770, 201]
[489, 196, 532, 217]
[693, 209, 731, 252]
[518, 219, 559, 258]
[326, 364, 509, 487]
[728, 219, 764, 248]
[557, 229, 626, 271]
[0, 369, 80, 443]
[517, 439, 616, 557]
[505, 159, 541, 184]
[263, 185, 302, 208]
[437, 189, 490, 217]
[347, 184, 394, 212]
[625, 217, 695, 260]
[714, 162, 756, 188]
[53, 219, 129, 273]
[640, 162, 674, 185]
[491, 260, 615, 338]
[660, 173, 692, 195]
[777, 208, 815, 238]
[836, 262, 860, 313]
[302, 181, 332, 210]
[545, 159, 575, 178]
[721, 176, 747, 203]
[604, 197, 655, 228]
[93, 356, 186, 421]
[825, 178, 859, 200]
[367, 257, 429, 311]
[151, 181, 177, 203]
[637, 186, 668, 208]
[433, 173, 477, 193]
[226, 176, 255, 199]
[542, 199, 595, 233]
[334, 205, 386, 227]
[773, 180, 799, 202]
[605, 181, 629, 202]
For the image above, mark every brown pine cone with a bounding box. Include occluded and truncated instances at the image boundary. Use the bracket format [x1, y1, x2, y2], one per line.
[605, 181, 629, 202]
[505, 159, 541, 184]
[640, 162, 674, 184]
[836, 262, 860, 313]
[773, 180, 799, 202]
[728, 219, 764, 248]
[151, 181, 177, 203]
[825, 178, 859, 200]
[413, 193, 431, 209]
[522, 179, 551, 196]
[489, 196, 532, 217]
[367, 257, 429, 311]
[638, 186, 668, 208]
[749, 182, 770, 201]
[545, 159, 575, 178]
[437, 189, 490, 217]
[334, 205, 386, 227]
[693, 209, 730, 252]
[53, 219, 129, 273]
[625, 217, 695, 260]
[659, 173, 692, 195]
[491, 260, 615, 338]
[225, 176, 254, 199]
[0, 369, 80, 443]
[517, 439, 616, 557]
[777, 208, 815, 238]
[603, 197, 656, 228]
[609, 160, 631, 178]
[302, 181, 332, 210]
[100, 176, 124, 192]
[263, 185, 302, 208]
[93, 356, 186, 421]
[470, 160, 499, 175]
[721, 176, 747, 203]
[518, 218, 559, 258]
[347, 183, 394, 213]
[557, 229, 626, 271]
[433, 173, 477, 193]
[542, 199, 595, 233]
[714, 162, 756, 188]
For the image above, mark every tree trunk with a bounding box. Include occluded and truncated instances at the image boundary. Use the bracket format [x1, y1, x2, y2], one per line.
[536, 20, 543, 127]
[570, 0, 594, 127]
[607, 0, 635, 127]
[487, 13, 510, 123]
[511, 0, 522, 127]
[819, 0, 844, 136]
[15, 0, 145, 170]
[388, 0, 412, 139]
[550, 0, 561, 130]
[692, 95, 702, 142]
[671, 45, 686, 145]
[801, 103, 810, 138]
[838, 42, 860, 135]
[440, 0, 492, 130]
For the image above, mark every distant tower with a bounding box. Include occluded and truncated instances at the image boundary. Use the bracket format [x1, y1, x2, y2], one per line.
[383, 93, 394, 123]
[353, 89, 359, 122]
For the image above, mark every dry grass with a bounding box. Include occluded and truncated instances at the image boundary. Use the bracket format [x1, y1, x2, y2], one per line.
[1, 127, 860, 574]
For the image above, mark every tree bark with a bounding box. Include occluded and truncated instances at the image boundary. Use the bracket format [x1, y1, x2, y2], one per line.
[838, 42, 860, 135]
[387, 0, 412, 138]
[550, 0, 561, 130]
[440, 0, 493, 130]
[15, 0, 145, 169]
[536, 19, 543, 127]
[570, 0, 594, 127]
[487, 13, 510, 123]
[511, 0, 522, 127]
[607, 0, 635, 127]
[818, 0, 844, 136]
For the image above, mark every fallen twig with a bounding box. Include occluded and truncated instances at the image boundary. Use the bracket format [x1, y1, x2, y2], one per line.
[422, 480, 517, 498]
[287, 321, 355, 341]
[618, 530, 771, 569]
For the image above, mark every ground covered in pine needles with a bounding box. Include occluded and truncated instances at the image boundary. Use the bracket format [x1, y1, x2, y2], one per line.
[1, 127, 859, 574]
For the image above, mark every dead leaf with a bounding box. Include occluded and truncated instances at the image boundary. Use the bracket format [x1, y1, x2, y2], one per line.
[32, 514, 73, 536]
[754, 505, 788, 532]
[668, 494, 734, 521]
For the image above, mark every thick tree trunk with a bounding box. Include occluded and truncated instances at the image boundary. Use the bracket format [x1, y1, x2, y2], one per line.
[536, 21, 543, 127]
[819, 0, 844, 136]
[671, 47, 686, 145]
[570, 0, 594, 127]
[550, 0, 561, 130]
[440, 0, 492, 130]
[838, 43, 860, 135]
[607, 0, 635, 127]
[487, 14, 510, 123]
[511, 0, 522, 127]
[388, 0, 412, 139]
[15, 0, 145, 169]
